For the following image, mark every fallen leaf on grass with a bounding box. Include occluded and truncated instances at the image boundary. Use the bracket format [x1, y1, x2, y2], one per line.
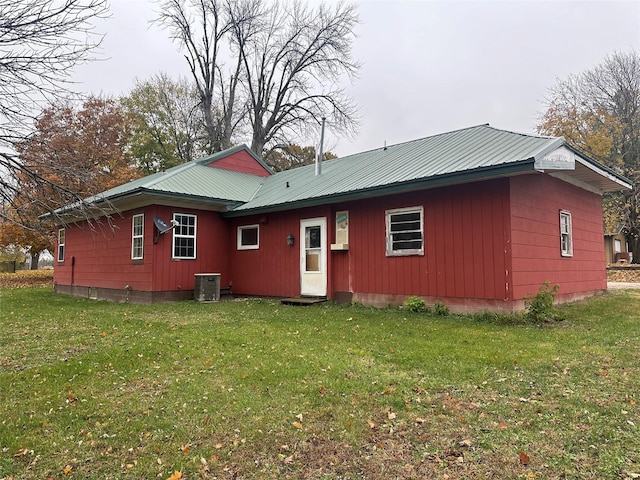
[519, 451, 530, 466]
[181, 443, 190, 454]
[13, 448, 30, 457]
[292, 422, 303, 429]
[366, 419, 376, 429]
[63, 465, 73, 475]
[167, 471, 183, 480]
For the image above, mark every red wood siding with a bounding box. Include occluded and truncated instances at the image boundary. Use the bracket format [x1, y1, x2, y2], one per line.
[148, 206, 231, 291]
[53, 210, 154, 291]
[227, 180, 511, 303]
[208, 150, 271, 177]
[509, 174, 606, 299]
[54, 206, 231, 293]
[227, 206, 331, 298]
[341, 180, 511, 302]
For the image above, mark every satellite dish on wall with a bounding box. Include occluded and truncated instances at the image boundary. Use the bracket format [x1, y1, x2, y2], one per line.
[154, 216, 171, 233]
[153, 215, 179, 243]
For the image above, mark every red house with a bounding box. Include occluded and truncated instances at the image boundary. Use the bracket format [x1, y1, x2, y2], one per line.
[49, 125, 631, 312]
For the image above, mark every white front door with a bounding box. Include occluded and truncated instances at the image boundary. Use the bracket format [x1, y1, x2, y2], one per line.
[300, 217, 327, 296]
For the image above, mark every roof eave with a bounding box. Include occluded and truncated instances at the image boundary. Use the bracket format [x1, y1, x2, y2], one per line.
[43, 188, 245, 224]
[566, 146, 633, 191]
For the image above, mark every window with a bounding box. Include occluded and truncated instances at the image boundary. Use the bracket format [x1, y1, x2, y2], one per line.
[131, 214, 144, 260]
[386, 206, 424, 256]
[560, 210, 573, 257]
[237, 225, 259, 250]
[172, 213, 196, 259]
[614, 238, 622, 253]
[57, 228, 65, 263]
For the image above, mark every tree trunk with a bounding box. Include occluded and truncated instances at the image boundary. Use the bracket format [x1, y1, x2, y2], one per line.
[30, 251, 40, 270]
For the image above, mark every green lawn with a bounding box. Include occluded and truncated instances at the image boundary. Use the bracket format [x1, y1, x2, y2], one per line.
[1, 287, 639, 479]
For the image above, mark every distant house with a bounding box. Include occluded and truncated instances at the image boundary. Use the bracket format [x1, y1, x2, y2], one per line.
[48, 125, 631, 312]
[604, 225, 630, 264]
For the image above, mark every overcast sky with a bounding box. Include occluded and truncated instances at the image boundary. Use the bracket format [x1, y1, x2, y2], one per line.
[73, 0, 640, 157]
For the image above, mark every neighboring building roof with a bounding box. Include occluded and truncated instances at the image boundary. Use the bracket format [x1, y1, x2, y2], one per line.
[227, 124, 632, 215]
[47, 124, 632, 222]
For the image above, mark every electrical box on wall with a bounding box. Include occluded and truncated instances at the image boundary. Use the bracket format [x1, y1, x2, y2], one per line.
[331, 210, 349, 251]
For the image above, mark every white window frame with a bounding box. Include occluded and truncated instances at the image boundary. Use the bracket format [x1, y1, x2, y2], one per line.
[172, 213, 197, 259]
[237, 224, 259, 250]
[560, 210, 573, 257]
[131, 214, 144, 260]
[57, 228, 65, 263]
[385, 206, 424, 256]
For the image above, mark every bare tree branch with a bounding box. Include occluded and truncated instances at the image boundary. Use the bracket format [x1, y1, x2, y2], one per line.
[0, 0, 110, 232]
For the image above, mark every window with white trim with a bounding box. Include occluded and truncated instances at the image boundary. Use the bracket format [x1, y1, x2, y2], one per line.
[172, 213, 196, 259]
[131, 214, 144, 260]
[237, 224, 259, 250]
[386, 206, 424, 256]
[57, 228, 65, 263]
[560, 210, 573, 257]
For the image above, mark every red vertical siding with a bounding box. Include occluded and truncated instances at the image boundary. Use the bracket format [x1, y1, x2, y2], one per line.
[208, 150, 271, 177]
[53, 205, 231, 294]
[53, 210, 154, 290]
[223, 179, 511, 304]
[227, 206, 330, 297]
[338, 180, 510, 303]
[509, 174, 606, 299]
[149, 206, 230, 292]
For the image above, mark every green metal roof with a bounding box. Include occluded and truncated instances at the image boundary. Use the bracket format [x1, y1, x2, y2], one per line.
[48, 125, 632, 222]
[54, 146, 269, 216]
[227, 124, 631, 215]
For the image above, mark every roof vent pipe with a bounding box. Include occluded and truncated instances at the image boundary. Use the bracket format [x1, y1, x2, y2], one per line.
[315, 116, 326, 176]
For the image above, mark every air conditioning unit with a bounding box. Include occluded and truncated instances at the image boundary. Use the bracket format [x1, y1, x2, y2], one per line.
[194, 273, 221, 302]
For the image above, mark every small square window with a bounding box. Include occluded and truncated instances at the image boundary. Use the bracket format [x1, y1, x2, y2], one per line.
[560, 210, 573, 257]
[386, 206, 424, 256]
[237, 225, 259, 250]
[172, 213, 197, 259]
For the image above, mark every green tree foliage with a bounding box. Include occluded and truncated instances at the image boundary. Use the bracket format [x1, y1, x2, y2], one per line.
[121, 73, 206, 174]
[538, 51, 640, 259]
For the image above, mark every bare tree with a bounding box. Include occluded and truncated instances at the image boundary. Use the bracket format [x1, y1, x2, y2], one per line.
[154, 0, 360, 161]
[154, 0, 250, 154]
[0, 0, 109, 228]
[232, 0, 360, 158]
[539, 51, 640, 260]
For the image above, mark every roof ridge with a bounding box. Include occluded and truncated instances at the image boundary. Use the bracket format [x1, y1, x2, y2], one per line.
[481, 124, 557, 140]
[334, 124, 553, 161]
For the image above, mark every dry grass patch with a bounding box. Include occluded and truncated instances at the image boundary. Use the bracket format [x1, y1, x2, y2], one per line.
[0, 270, 53, 288]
